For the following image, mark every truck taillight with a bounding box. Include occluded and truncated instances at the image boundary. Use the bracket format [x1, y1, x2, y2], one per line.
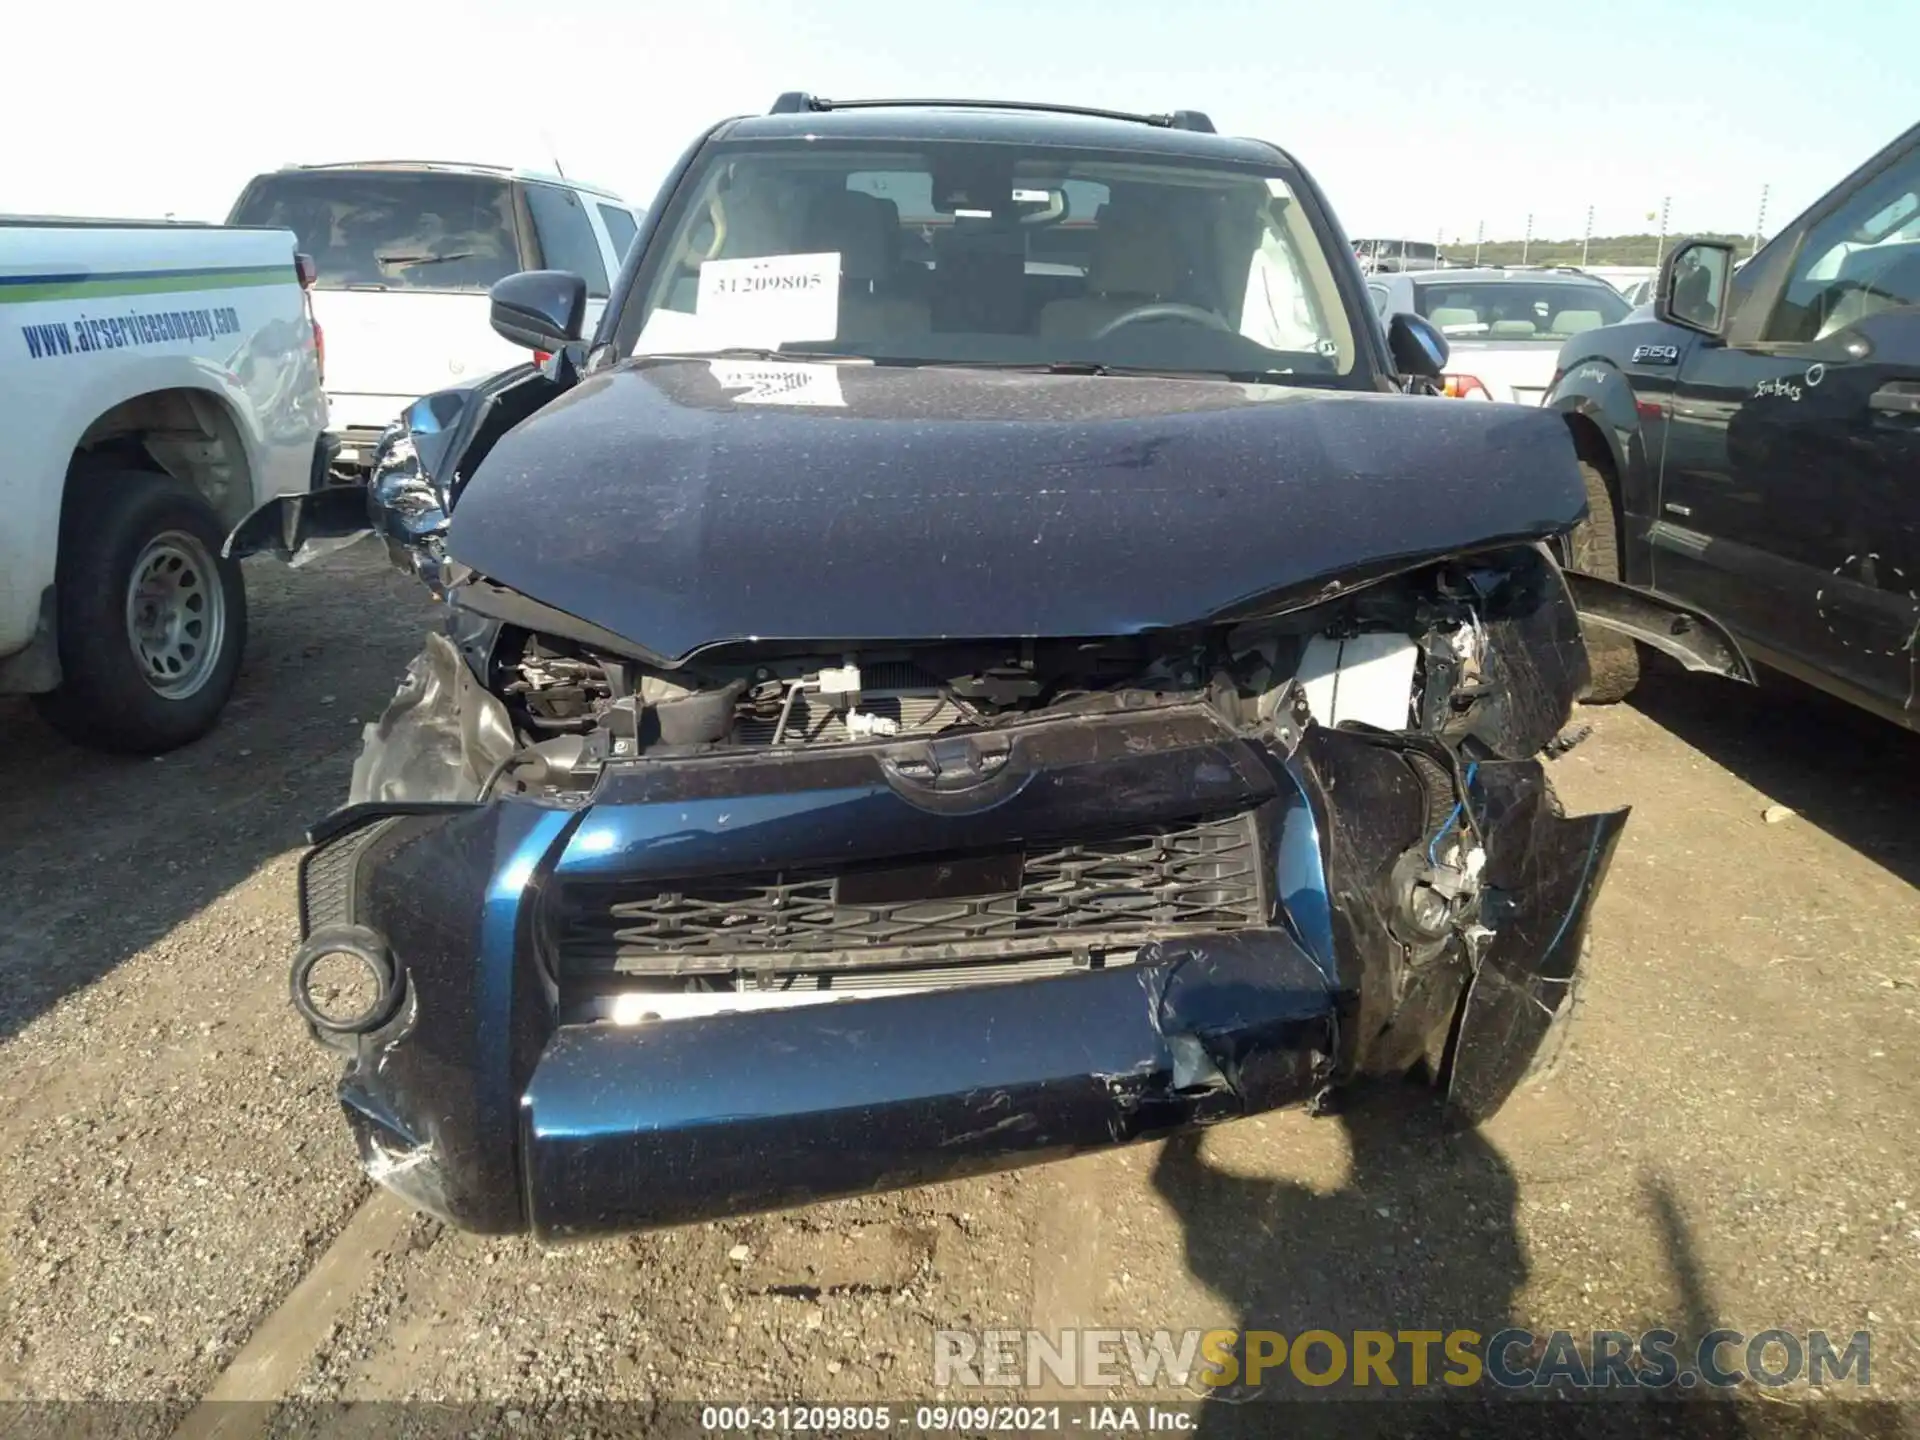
[293, 252, 324, 382]
[1441, 373, 1491, 400]
[533, 350, 552, 366]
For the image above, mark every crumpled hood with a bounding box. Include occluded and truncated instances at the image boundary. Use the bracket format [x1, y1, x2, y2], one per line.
[448, 358, 1584, 661]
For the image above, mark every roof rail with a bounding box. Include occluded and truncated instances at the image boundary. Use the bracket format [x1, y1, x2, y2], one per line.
[768, 93, 1216, 133]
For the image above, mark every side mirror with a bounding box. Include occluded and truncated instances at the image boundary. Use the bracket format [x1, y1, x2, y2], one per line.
[1656, 238, 1735, 337]
[490, 270, 587, 352]
[1387, 311, 1449, 379]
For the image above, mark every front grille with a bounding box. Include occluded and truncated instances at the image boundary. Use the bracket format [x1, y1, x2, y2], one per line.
[551, 811, 1265, 974]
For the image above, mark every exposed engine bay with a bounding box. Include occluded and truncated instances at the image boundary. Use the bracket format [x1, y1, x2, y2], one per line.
[489, 547, 1562, 790]
[338, 544, 1587, 1053]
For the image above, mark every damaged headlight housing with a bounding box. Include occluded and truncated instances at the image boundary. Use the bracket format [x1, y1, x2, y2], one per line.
[368, 419, 450, 594]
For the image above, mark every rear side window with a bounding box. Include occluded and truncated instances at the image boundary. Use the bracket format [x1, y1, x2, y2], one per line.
[526, 183, 610, 297]
[596, 203, 639, 264]
[1412, 281, 1629, 339]
[228, 171, 518, 291]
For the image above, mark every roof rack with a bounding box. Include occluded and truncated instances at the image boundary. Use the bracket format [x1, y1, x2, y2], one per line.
[294, 160, 517, 174]
[768, 93, 1217, 133]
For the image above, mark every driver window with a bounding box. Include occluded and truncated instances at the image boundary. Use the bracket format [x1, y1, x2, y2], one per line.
[1764, 148, 1920, 343]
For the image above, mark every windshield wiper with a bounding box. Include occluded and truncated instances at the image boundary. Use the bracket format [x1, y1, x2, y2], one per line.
[907, 358, 1241, 381]
[632, 347, 871, 364]
[374, 251, 477, 269]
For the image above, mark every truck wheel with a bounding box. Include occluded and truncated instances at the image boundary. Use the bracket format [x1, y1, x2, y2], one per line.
[1565, 459, 1641, 704]
[31, 470, 248, 754]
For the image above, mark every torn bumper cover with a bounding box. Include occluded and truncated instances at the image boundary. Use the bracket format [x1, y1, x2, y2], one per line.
[294, 711, 1625, 1241]
[521, 934, 1333, 1238]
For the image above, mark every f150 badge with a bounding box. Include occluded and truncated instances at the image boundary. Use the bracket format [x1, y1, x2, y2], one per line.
[1632, 343, 1681, 365]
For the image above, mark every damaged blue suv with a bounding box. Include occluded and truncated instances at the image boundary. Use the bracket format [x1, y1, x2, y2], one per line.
[268, 95, 1753, 1240]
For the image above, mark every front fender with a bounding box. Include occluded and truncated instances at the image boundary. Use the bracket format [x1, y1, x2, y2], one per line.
[1545, 361, 1634, 478]
[1545, 355, 1663, 582]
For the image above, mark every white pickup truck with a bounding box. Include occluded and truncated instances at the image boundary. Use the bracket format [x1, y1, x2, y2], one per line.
[0, 217, 330, 753]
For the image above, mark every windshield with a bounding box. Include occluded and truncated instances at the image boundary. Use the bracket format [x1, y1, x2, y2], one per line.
[1412, 280, 1629, 341]
[617, 140, 1358, 380]
[228, 171, 520, 292]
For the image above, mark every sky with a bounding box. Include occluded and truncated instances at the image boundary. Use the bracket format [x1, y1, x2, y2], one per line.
[6, 0, 1915, 244]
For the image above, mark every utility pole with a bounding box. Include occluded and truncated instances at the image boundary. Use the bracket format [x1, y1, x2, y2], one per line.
[1752, 183, 1769, 257]
[1522, 213, 1533, 266]
[1654, 195, 1671, 267]
[1474, 219, 1484, 267]
[1582, 205, 1594, 267]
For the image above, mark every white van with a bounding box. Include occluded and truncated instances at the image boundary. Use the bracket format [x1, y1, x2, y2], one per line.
[227, 161, 643, 478]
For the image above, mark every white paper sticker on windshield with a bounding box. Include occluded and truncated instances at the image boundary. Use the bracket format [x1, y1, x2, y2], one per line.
[695, 252, 840, 348]
[708, 360, 846, 408]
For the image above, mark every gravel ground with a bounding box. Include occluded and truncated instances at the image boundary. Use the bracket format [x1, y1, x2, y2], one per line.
[0, 545, 1915, 1425]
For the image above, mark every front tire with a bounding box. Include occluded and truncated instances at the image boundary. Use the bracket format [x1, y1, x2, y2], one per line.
[1565, 459, 1642, 704]
[31, 470, 248, 754]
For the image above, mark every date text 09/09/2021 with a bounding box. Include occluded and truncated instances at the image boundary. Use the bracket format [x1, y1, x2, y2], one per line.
[701, 1406, 1190, 1434]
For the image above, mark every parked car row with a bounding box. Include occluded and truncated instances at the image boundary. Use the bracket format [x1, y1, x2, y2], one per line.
[10, 93, 1913, 1250]
[0, 162, 648, 755]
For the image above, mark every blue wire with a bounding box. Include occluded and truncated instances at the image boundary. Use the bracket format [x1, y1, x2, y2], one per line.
[1427, 761, 1479, 866]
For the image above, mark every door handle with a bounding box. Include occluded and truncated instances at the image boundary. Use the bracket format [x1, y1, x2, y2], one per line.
[1870, 382, 1920, 416]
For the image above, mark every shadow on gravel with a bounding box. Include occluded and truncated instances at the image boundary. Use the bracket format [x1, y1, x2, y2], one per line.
[1151, 1082, 1907, 1440]
[1625, 652, 1920, 888]
[1150, 1081, 1524, 1436]
[0, 551, 429, 1042]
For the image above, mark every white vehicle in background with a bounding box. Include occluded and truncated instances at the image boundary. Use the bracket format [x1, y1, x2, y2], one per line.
[226, 161, 644, 479]
[0, 216, 328, 752]
[1353, 237, 1448, 273]
[1365, 266, 1633, 403]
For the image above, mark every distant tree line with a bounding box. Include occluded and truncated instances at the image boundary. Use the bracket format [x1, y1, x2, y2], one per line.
[1461, 231, 1753, 267]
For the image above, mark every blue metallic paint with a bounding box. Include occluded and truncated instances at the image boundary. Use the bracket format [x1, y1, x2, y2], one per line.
[519, 928, 1339, 1239]
[449, 363, 1588, 665]
[1272, 761, 1336, 977]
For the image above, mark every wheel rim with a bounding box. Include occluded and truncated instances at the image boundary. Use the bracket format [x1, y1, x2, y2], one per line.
[123, 530, 225, 700]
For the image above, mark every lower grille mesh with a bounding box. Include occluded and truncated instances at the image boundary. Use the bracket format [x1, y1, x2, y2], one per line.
[298, 817, 398, 935]
[553, 811, 1264, 972]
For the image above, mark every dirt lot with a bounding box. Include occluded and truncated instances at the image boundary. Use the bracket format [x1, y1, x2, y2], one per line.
[0, 545, 1916, 1425]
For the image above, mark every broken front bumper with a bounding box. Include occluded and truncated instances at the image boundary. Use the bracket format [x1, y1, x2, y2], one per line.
[294, 709, 1624, 1240]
